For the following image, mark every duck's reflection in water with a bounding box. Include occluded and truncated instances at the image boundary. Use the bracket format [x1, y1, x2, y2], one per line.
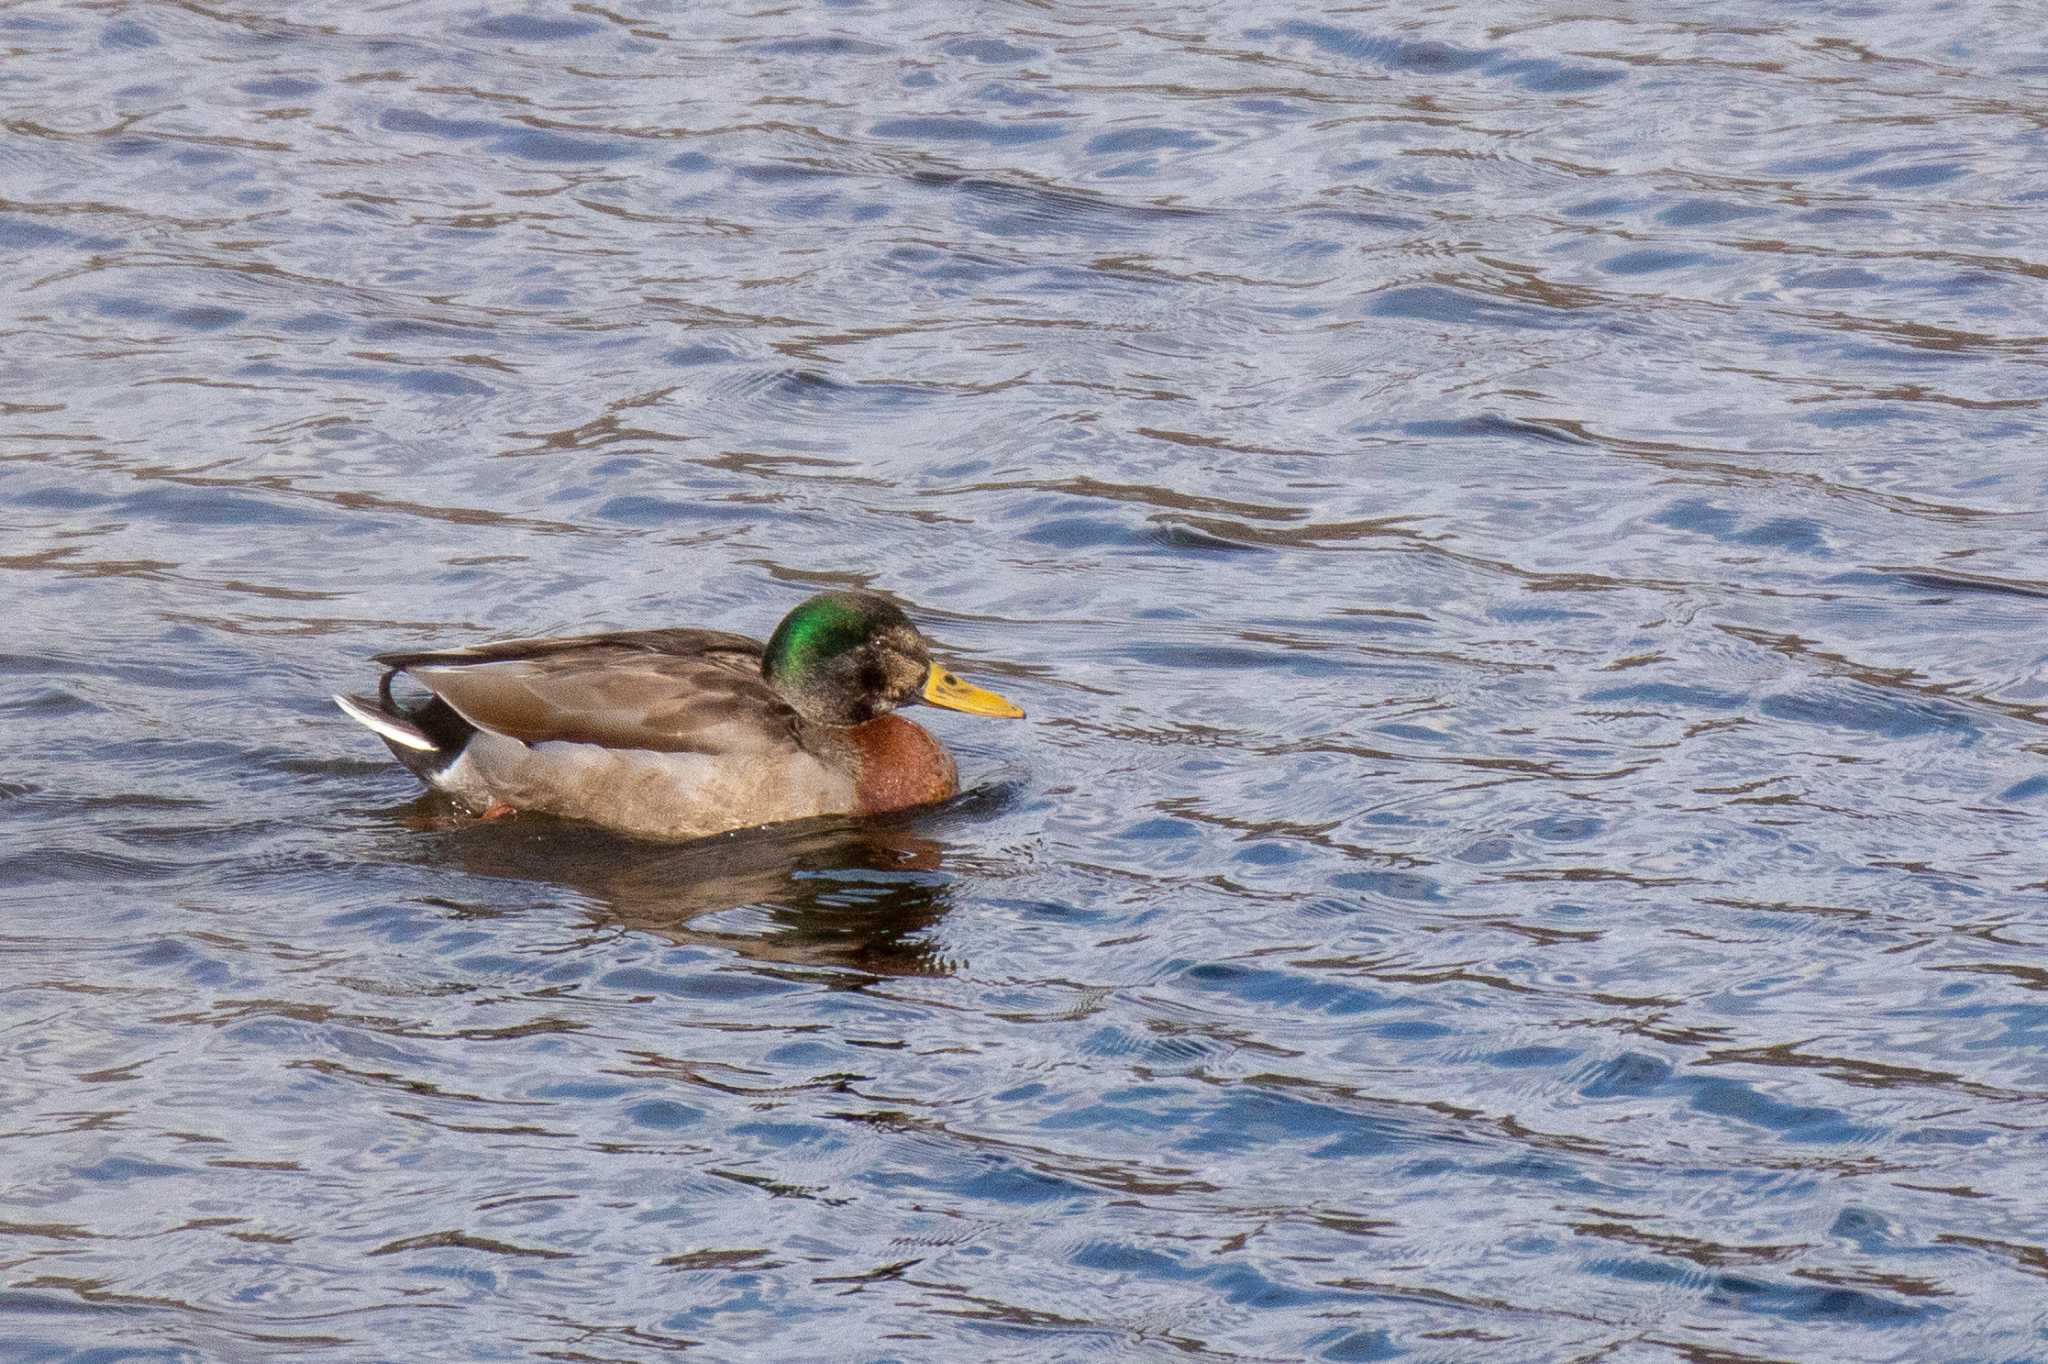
[384, 789, 1016, 980]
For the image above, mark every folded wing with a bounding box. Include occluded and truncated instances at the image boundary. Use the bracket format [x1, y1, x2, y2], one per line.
[380, 629, 804, 758]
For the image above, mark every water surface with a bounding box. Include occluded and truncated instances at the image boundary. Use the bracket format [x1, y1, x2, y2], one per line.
[3, 2, 2047, 1360]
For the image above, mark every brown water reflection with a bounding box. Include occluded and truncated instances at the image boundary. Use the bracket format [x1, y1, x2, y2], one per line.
[387, 797, 966, 980]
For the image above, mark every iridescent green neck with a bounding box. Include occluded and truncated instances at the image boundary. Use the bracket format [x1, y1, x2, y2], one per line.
[761, 593, 872, 684]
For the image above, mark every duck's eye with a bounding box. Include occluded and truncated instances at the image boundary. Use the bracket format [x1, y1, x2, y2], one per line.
[860, 664, 885, 692]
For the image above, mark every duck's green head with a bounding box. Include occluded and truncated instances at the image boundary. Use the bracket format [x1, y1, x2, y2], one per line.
[762, 590, 1024, 728]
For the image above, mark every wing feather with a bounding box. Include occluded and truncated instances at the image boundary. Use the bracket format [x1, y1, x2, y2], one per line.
[387, 630, 803, 757]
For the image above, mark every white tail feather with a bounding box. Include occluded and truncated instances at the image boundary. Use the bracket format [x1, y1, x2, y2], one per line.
[332, 693, 438, 752]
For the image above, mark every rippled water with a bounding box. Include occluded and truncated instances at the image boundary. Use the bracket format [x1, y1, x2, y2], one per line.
[4, 2, 2047, 1360]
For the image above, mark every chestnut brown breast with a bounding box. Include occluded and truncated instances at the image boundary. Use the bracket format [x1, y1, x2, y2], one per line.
[850, 714, 959, 814]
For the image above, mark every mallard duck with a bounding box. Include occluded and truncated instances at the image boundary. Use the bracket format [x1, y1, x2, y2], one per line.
[334, 590, 1024, 840]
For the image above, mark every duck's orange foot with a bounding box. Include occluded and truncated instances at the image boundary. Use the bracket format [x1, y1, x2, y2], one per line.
[480, 802, 518, 820]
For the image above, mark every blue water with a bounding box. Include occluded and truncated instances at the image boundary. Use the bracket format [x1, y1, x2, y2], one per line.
[3, 2, 2047, 1360]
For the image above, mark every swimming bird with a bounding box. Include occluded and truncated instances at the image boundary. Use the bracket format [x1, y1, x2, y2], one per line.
[333, 590, 1024, 841]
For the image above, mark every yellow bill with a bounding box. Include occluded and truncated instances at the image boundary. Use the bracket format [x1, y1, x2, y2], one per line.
[922, 662, 1025, 718]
